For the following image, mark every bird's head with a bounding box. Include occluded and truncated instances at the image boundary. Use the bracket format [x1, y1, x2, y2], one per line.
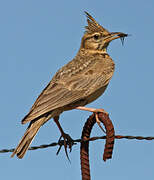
[80, 12, 127, 53]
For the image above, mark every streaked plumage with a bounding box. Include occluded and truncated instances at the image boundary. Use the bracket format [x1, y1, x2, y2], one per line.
[11, 12, 127, 158]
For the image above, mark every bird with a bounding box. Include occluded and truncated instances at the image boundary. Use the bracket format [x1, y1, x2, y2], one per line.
[11, 11, 127, 159]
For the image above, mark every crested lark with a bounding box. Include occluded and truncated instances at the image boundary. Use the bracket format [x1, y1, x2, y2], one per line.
[11, 12, 127, 158]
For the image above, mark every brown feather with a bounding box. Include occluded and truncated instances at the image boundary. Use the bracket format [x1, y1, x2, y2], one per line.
[84, 11, 109, 35]
[11, 11, 122, 158]
[22, 54, 114, 124]
[11, 117, 45, 158]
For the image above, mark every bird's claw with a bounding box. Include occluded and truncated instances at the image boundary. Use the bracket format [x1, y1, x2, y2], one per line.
[56, 133, 75, 162]
[95, 113, 106, 134]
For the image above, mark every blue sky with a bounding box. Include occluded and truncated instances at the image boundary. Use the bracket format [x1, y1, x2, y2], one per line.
[1, 0, 154, 179]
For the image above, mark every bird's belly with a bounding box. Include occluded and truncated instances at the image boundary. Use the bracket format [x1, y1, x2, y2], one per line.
[85, 84, 108, 105]
[63, 85, 108, 112]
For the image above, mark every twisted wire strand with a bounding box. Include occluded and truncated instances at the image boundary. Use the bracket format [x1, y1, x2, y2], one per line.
[80, 114, 95, 180]
[97, 113, 115, 161]
[80, 112, 115, 180]
[1, 135, 154, 154]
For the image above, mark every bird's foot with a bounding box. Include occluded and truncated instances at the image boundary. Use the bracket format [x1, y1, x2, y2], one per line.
[76, 106, 108, 115]
[56, 133, 75, 162]
[76, 106, 108, 133]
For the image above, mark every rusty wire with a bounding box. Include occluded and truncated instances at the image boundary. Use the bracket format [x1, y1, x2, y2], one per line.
[1, 134, 154, 154]
[0, 111, 154, 155]
[80, 112, 115, 180]
[97, 113, 115, 161]
[2, 114, 154, 180]
[80, 114, 95, 180]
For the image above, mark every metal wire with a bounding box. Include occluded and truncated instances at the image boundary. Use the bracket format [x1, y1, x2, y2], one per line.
[1, 135, 154, 154]
[80, 111, 115, 180]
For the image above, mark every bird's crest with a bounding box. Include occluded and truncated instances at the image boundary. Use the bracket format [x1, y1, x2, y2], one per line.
[84, 11, 109, 35]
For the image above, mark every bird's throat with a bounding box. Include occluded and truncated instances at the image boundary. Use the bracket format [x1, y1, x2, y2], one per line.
[80, 48, 107, 56]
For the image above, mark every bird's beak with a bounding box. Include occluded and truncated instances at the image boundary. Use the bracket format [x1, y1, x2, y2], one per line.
[104, 32, 128, 45]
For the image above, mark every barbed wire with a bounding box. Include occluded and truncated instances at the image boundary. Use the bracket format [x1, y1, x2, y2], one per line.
[1, 135, 154, 154]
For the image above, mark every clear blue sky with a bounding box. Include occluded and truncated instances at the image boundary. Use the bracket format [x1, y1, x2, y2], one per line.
[1, 0, 154, 179]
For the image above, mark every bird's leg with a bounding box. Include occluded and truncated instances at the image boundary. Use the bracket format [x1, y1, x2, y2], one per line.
[53, 116, 74, 161]
[75, 106, 107, 133]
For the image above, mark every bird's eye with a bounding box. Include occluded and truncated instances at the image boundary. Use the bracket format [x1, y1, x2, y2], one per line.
[93, 34, 100, 40]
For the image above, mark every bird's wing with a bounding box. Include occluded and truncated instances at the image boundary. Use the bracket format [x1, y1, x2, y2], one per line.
[22, 72, 112, 124]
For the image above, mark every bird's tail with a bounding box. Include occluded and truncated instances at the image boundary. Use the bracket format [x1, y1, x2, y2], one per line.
[11, 117, 45, 159]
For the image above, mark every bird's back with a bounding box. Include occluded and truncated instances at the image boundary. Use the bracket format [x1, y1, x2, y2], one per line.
[22, 50, 115, 124]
